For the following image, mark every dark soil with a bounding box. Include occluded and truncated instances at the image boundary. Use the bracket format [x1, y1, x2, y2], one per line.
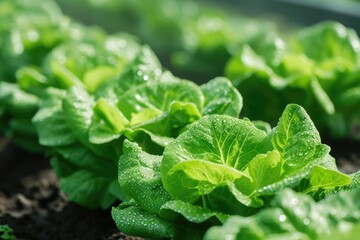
[0, 136, 359, 240]
[327, 138, 360, 174]
[0, 138, 141, 240]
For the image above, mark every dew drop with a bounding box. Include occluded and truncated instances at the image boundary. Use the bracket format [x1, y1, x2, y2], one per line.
[303, 218, 310, 225]
[279, 214, 287, 222]
[291, 198, 299, 205]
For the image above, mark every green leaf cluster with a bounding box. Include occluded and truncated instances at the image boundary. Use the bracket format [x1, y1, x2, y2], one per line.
[0, 225, 16, 240]
[204, 188, 360, 240]
[0, 0, 243, 210]
[0, 0, 107, 151]
[33, 70, 241, 208]
[1, 1, 360, 239]
[112, 104, 356, 239]
[0, 0, 68, 81]
[0, 32, 139, 152]
[60, 0, 360, 140]
[226, 21, 360, 139]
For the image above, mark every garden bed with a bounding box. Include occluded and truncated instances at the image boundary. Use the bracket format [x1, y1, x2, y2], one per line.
[1, 0, 360, 239]
[1, 136, 359, 239]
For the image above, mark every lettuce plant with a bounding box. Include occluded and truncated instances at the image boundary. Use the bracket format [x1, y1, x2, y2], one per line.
[0, 0, 111, 151]
[56, 1, 360, 140]
[226, 21, 360, 139]
[204, 188, 360, 240]
[0, 0, 68, 81]
[30, 44, 162, 208]
[0, 0, 106, 81]
[0, 33, 140, 152]
[112, 104, 353, 239]
[33, 52, 242, 208]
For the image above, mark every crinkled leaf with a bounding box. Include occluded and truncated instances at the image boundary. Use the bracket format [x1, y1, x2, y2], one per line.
[301, 165, 351, 193]
[164, 159, 253, 203]
[347, 171, 360, 191]
[55, 143, 117, 176]
[160, 200, 227, 224]
[245, 150, 283, 190]
[200, 77, 242, 117]
[162, 115, 272, 204]
[95, 46, 162, 100]
[60, 170, 117, 209]
[118, 141, 171, 214]
[62, 87, 93, 140]
[271, 104, 330, 175]
[207, 185, 259, 215]
[127, 101, 201, 139]
[83, 66, 118, 93]
[16, 66, 48, 93]
[124, 128, 173, 152]
[32, 89, 76, 146]
[89, 98, 129, 144]
[62, 87, 118, 159]
[43, 34, 141, 89]
[205, 188, 360, 240]
[112, 204, 174, 239]
[294, 21, 360, 72]
[116, 73, 203, 120]
[0, 82, 39, 115]
[162, 115, 272, 175]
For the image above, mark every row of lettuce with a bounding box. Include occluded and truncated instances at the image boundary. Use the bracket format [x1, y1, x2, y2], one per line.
[56, 0, 360, 140]
[0, 0, 360, 239]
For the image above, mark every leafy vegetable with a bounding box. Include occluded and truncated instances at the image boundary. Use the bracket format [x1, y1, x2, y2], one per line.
[0, 0, 115, 151]
[0, 33, 141, 151]
[112, 104, 353, 239]
[162, 104, 350, 210]
[226, 21, 360, 139]
[204, 188, 360, 240]
[0, 81, 41, 151]
[56, 0, 360, 139]
[0, 0, 67, 81]
[112, 141, 226, 239]
[32, 43, 241, 207]
[0, 225, 16, 240]
[2, 2, 359, 240]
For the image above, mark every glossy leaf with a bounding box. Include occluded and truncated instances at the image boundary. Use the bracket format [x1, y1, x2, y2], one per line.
[204, 188, 360, 240]
[112, 204, 174, 239]
[118, 141, 171, 214]
[60, 170, 117, 209]
[200, 77, 242, 117]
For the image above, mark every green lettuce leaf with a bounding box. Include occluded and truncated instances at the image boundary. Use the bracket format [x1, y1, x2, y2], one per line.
[112, 203, 174, 239]
[204, 188, 360, 240]
[162, 104, 351, 213]
[226, 21, 360, 139]
[200, 77, 242, 117]
[118, 140, 171, 214]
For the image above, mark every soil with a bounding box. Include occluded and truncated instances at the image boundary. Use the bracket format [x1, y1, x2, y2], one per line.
[327, 138, 360, 174]
[0, 137, 359, 240]
[0, 138, 141, 240]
